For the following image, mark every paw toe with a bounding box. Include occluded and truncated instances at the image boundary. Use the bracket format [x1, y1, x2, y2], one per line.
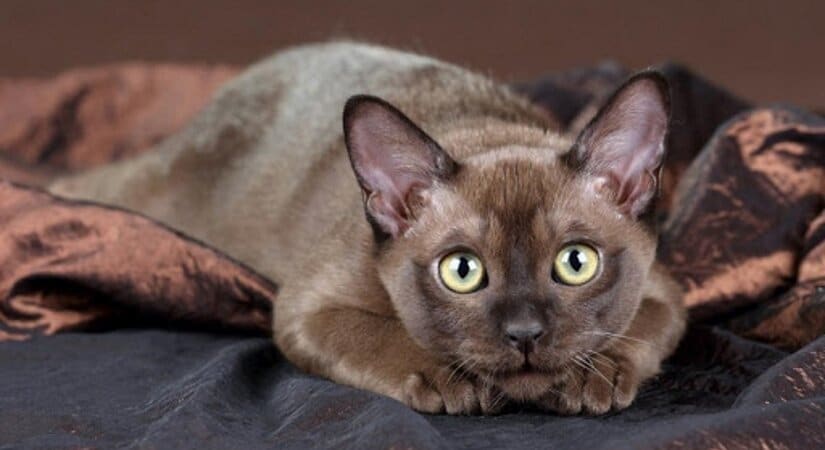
[441, 379, 480, 415]
[553, 378, 584, 415]
[404, 373, 444, 414]
[612, 370, 639, 410]
[581, 372, 616, 415]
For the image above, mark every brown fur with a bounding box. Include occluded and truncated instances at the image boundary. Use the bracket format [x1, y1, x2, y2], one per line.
[49, 42, 685, 415]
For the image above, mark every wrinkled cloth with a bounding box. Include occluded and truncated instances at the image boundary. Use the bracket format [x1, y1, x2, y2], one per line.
[0, 181, 274, 342]
[2, 329, 821, 449]
[0, 63, 238, 172]
[0, 63, 823, 449]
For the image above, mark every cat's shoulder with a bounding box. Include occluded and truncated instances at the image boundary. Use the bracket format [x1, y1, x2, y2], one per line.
[242, 41, 449, 83]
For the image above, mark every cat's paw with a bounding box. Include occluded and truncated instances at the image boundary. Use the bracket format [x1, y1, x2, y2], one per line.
[579, 355, 640, 414]
[538, 355, 641, 415]
[402, 368, 502, 415]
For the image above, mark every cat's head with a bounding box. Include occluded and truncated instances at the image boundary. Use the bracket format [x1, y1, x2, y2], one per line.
[343, 73, 669, 402]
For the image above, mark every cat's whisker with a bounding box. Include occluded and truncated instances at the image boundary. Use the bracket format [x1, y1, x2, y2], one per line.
[542, 384, 563, 397]
[584, 331, 653, 348]
[446, 360, 466, 386]
[586, 350, 617, 368]
[571, 354, 592, 376]
[573, 353, 613, 387]
[589, 357, 617, 373]
[448, 354, 479, 385]
[560, 361, 580, 388]
[490, 388, 508, 412]
[566, 360, 585, 390]
[582, 354, 614, 387]
[480, 361, 510, 413]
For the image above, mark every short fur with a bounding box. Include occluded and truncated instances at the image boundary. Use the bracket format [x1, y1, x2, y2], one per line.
[50, 42, 685, 415]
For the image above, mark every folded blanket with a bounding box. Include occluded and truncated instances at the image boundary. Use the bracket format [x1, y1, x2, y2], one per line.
[0, 63, 822, 449]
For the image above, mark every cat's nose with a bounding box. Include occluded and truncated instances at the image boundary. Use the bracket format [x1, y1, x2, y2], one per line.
[504, 319, 545, 353]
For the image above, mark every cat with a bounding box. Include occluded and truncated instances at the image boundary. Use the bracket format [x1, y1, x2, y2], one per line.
[50, 42, 686, 415]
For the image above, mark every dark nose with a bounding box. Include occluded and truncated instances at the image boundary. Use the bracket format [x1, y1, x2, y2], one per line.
[504, 319, 545, 353]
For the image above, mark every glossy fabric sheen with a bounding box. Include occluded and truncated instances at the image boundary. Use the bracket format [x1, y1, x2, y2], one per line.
[0, 63, 823, 449]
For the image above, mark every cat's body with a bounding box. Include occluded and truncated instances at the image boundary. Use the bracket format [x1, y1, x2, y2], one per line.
[50, 42, 685, 414]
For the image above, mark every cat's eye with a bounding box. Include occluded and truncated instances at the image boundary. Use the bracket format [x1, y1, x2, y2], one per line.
[438, 252, 486, 293]
[553, 244, 600, 286]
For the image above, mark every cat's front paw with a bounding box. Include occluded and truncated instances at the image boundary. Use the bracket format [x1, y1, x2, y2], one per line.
[402, 367, 502, 415]
[539, 354, 641, 415]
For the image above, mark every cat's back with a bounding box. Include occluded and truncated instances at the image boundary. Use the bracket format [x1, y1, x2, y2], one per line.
[225, 41, 464, 206]
[49, 42, 463, 228]
[235, 40, 537, 178]
[50, 42, 546, 281]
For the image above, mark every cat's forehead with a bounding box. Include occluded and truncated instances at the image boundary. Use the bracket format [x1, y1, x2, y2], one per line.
[417, 147, 630, 246]
[457, 148, 575, 215]
[462, 145, 565, 167]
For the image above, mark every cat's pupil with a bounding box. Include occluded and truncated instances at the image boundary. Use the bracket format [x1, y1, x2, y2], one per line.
[569, 250, 583, 272]
[457, 257, 470, 278]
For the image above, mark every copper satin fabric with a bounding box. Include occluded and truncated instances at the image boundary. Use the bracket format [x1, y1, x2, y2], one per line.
[0, 181, 274, 341]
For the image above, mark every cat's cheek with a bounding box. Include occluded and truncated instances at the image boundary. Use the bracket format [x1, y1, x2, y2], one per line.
[376, 258, 438, 349]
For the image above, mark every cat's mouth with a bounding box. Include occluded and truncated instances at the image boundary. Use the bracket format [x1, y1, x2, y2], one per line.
[501, 369, 543, 380]
[498, 361, 562, 379]
[496, 357, 560, 379]
[500, 366, 544, 381]
[455, 346, 575, 398]
[485, 355, 573, 401]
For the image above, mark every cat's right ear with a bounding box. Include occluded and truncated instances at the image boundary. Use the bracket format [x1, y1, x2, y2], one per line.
[566, 72, 670, 220]
[343, 95, 457, 239]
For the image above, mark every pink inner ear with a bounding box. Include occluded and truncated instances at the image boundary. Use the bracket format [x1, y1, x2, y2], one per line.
[356, 138, 433, 218]
[344, 96, 455, 237]
[581, 77, 668, 217]
[366, 192, 408, 237]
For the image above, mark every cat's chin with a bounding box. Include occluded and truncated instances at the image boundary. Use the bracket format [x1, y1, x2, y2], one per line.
[493, 368, 566, 402]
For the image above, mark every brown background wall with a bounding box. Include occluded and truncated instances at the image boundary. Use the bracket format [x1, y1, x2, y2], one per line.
[1, 0, 822, 107]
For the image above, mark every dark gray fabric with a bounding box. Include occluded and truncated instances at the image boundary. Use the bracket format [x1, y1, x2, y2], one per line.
[3, 327, 822, 449]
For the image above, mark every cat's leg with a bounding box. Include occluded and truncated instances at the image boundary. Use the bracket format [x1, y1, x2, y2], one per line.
[542, 268, 686, 414]
[275, 302, 502, 415]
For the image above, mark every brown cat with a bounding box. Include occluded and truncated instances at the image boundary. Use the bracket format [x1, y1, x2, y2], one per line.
[50, 42, 686, 415]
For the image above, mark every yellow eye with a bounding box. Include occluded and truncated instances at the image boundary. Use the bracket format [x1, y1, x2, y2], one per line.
[438, 252, 486, 293]
[553, 244, 600, 286]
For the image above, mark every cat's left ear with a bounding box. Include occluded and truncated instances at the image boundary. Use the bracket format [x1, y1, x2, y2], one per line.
[343, 95, 457, 239]
[567, 72, 670, 219]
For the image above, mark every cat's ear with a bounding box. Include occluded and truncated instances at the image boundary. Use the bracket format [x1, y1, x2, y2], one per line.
[343, 95, 457, 239]
[567, 72, 670, 219]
